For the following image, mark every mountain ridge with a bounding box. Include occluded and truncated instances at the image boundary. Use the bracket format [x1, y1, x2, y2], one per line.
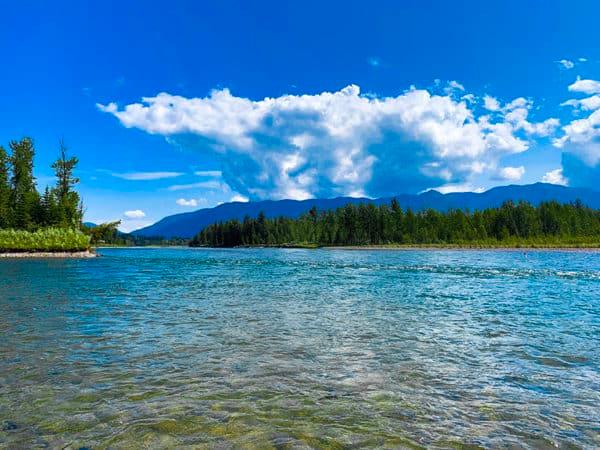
[132, 183, 600, 238]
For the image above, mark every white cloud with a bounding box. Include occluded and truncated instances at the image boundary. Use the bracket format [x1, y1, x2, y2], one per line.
[482, 96, 559, 137]
[448, 80, 465, 91]
[167, 180, 223, 191]
[444, 80, 465, 95]
[176, 198, 198, 207]
[99, 84, 558, 199]
[578, 57, 588, 62]
[554, 78, 600, 168]
[124, 209, 146, 219]
[497, 165, 525, 181]
[568, 77, 600, 95]
[542, 168, 568, 186]
[461, 93, 475, 104]
[553, 109, 600, 165]
[432, 182, 485, 194]
[230, 194, 249, 202]
[194, 170, 222, 177]
[111, 171, 184, 181]
[552, 78, 600, 188]
[561, 95, 600, 111]
[556, 59, 575, 69]
[483, 95, 500, 111]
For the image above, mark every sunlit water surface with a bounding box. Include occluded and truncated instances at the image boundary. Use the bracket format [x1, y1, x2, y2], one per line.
[1, 248, 599, 449]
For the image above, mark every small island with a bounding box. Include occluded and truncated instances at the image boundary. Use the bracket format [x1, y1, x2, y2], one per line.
[0, 137, 94, 257]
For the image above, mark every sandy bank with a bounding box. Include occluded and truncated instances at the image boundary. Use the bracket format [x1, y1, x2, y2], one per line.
[0, 250, 97, 258]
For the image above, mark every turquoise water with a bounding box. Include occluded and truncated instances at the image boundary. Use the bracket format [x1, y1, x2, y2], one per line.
[1, 248, 599, 449]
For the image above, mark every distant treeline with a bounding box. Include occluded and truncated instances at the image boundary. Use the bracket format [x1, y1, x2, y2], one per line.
[190, 200, 600, 248]
[0, 137, 82, 230]
[86, 220, 188, 247]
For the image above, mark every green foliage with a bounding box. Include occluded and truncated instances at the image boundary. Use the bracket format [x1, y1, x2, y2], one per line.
[51, 139, 83, 227]
[0, 228, 90, 252]
[190, 200, 600, 248]
[0, 137, 84, 233]
[0, 146, 10, 228]
[9, 137, 39, 230]
[83, 221, 121, 244]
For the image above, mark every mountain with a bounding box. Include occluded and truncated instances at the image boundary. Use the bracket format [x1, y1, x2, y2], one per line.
[132, 183, 600, 238]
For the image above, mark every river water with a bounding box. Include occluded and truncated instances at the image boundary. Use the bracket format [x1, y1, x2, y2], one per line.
[1, 248, 599, 449]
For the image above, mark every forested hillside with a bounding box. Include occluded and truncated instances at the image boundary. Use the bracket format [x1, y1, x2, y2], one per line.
[135, 183, 600, 238]
[190, 200, 600, 248]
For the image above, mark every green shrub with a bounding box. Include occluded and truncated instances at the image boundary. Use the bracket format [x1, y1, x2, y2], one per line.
[0, 228, 90, 252]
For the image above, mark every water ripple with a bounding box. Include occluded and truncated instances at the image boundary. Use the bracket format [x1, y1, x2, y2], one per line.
[0, 248, 599, 449]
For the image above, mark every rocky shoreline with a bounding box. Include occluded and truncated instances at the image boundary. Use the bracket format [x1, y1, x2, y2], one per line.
[0, 250, 97, 258]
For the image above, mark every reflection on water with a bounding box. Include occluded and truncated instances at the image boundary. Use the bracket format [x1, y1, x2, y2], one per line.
[0, 248, 599, 449]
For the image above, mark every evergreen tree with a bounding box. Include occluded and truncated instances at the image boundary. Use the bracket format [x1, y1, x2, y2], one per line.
[51, 139, 82, 227]
[0, 146, 11, 228]
[9, 138, 40, 230]
[40, 187, 60, 226]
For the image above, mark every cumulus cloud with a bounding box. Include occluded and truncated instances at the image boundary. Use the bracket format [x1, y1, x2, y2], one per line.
[124, 209, 146, 219]
[443, 80, 465, 95]
[554, 78, 600, 172]
[483, 95, 501, 111]
[499, 97, 559, 137]
[176, 198, 198, 207]
[111, 171, 184, 180]
[552, 78, 600, 188]
[554, 109, 600, 165]
[561, 95, 600, 111]
[556, 59, 575, 69]
[542, 168, 568, 186]
[568, 77, 600, 95]
[496, 165, 525, 182]
[461, 93, 476, 104]
[98, 84, 558, 199]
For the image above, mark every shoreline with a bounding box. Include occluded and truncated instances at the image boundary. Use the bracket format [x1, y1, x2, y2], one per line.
[188, 244, 600, 251]
[0, 250, 97, 258]
[321, 245, 600, 252]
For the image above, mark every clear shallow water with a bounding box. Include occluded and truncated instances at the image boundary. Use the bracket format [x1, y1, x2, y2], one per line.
[0, 248, 599, 449]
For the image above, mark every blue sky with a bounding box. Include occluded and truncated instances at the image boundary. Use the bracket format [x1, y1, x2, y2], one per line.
[1, 1, 599, 231]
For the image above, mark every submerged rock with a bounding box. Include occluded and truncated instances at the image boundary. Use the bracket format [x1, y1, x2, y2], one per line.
[2, 420, 18, 431]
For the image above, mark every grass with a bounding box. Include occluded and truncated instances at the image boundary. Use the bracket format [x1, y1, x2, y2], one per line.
[0, 228, 91, 253]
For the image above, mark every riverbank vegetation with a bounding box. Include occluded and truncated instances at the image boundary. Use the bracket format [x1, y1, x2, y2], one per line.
[0, 228, 90, 252]
[0, 137, 90, 252]
[189, 200, 600, 248]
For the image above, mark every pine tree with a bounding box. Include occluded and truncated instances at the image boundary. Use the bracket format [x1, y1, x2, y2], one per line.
[9, 138, 40, 230]
[51, 139, 82, 227]
[0, 146, 11, 228]
[40, 187, 60, 226]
